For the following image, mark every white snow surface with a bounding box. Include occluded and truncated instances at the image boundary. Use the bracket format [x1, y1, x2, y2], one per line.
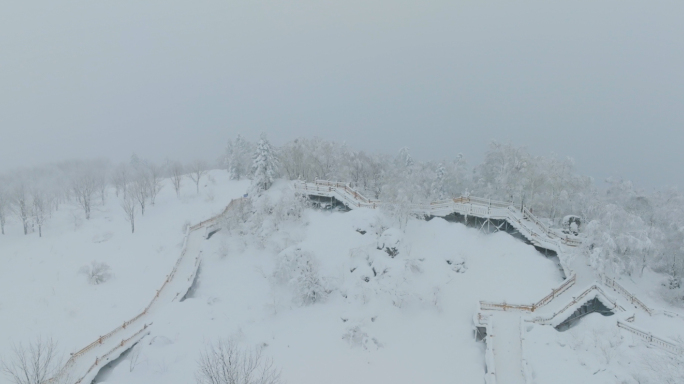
[0, 171, 249, 371]
[3, 176, 684, 384]
[86, 182, 563, 384]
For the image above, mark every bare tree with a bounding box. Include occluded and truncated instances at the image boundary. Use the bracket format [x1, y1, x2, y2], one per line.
[146, 163, 164, 206]
[13, 183, 30, 235]
[121, 194, 137, 233]
[71, 172, 97, 220]
[188, 160, 208, 194]
[31, 191, 47, 237]
[196, 340, 281, 384]
[170, 162, 184, 198]
[131, 177, 148, 216]
[97, 173, 108, 205]
[112, 164, 130, 199]
[0, 337, 64, 384]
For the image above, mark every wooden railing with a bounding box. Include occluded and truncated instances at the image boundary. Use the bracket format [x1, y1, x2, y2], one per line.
[50, 198, 245, 384]
[479, 274, 577, 314]
[527, 284, 620, 325]
[474, 309, 497, 384]
[295, 180, 582, 248]
[617, 321, 682, 353]
[601, 275, 654, 315]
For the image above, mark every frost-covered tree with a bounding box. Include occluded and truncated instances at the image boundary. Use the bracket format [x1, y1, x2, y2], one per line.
[31, 190, 47, 237]
[432, 163, 447, 200]
[170, 162, 184, 198]
[121, 194, 137, 233]
[131, 176, 148, 216]
[145, 162, 164, 206]
[71, 170, 97, 220]
[196, 340, 281, 384]
[279, 138, 307, 180]
[396, 147, 414, 169]
[474, 141, 532, 203]
[584, 204, 653, 276]
[112, 164, 130, 199]
[227, 134, 253, 180]
[251, 134, 279, 193]
[12, 183, 30, 235]
[188, 159, 208, 194]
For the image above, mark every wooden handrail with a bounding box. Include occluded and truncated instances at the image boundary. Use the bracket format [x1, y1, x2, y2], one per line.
[617, 321, 682, 353]
[602, 275, 654, 315]
[52, 198, 247, 383]
[296, 181, 582, 247]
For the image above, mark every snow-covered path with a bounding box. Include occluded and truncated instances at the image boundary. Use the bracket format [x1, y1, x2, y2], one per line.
[294, 180, 684, 382]
[492, 313, 525, 384]
[51, 200, 242, 384]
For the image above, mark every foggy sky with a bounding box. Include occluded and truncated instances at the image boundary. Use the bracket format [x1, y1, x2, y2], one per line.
[1, 1, 682, 189]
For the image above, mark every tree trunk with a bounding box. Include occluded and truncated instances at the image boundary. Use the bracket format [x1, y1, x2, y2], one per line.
[131, 220, 135, 234]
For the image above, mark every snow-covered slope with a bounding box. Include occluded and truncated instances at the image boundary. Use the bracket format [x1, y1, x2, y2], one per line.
[3, 177, 684, 384]
[92, 183, 563, 384]
[0, 171, 249, 370]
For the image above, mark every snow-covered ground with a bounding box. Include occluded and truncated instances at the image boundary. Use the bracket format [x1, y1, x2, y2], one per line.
[524, 311, 683, 384]
[0, 171, 249, 366]
[89, 182, 563, 384]
[3, 176, 684, 384]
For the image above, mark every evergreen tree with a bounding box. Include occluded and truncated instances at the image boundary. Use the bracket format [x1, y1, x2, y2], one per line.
[251, 134, 279, 193]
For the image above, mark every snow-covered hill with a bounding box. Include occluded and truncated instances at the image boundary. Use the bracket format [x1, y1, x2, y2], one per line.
[3, 176, 684, 384]
[87, 182, 564, 384]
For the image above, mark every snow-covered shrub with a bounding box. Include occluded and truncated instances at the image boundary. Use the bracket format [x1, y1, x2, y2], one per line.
[377, 228, 403, 257]
[446, 256, 467, 273]
[342, 326, 383, 351]
[79, 261, 113, 285]
[274, 246, 329, 305]
[196, 339, 281, 384]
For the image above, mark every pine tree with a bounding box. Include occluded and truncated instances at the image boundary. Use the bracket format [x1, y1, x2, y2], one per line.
[251, 134, 280, 193]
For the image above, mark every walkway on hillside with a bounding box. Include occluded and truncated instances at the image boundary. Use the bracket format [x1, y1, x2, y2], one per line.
[57, 181, 684, 384]
[296, 180, 684, 383]
[52, 200, 243, 384]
